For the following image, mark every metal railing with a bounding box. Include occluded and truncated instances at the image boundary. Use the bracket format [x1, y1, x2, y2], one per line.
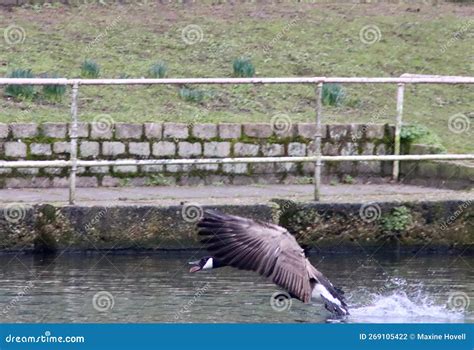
[0, 75, 473, 204]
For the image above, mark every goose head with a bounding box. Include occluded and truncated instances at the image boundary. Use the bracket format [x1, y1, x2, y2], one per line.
[188, 256, 215, 273]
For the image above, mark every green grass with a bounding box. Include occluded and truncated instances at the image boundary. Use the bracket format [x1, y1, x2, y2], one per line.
[0, 2, 473, 153]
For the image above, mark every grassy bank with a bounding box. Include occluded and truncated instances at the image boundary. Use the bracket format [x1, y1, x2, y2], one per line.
[0, 1, 473, 152]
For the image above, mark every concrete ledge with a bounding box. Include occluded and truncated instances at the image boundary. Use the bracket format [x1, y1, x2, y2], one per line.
[0, 184, 471, 252]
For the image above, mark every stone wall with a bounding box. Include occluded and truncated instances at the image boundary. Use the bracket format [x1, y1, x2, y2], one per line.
[0, 122, 394, 188]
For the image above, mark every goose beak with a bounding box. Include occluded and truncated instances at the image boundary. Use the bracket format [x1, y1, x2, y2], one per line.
[188, 260, 202, 273]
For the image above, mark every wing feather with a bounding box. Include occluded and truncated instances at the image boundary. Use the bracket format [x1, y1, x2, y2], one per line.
[197, 210, 312, 303]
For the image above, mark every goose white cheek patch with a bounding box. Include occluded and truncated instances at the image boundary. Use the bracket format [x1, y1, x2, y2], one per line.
[202, 258, 213, 270]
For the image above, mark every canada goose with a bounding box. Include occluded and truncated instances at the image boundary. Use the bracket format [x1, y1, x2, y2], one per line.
[189, 210, 349, 316]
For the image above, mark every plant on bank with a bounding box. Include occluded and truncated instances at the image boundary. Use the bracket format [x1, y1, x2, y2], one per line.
[80, 59, 100, 78]
[380, 206, 413, 234]
[42, 73, 66, 102]
[179, 87, 205, 103]
[5, 69, 36, 100]
[233, 57, 255, 77]
[148, 61, 167, 78]
[322, 83, 345, 106]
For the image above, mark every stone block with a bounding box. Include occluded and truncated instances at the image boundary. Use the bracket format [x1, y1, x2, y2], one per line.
[361, 142, 375, 155]
[163, 123, 189, 139]
[297, 123, 327, 139]
[102, 142, 126, 156]
[250, 163, 274, 174]
[115, 123, 143, 139]
[234, 143, 259, 156]
[328, 124, 348, 142]
[288, 142, 306, 156]
[53, 142, 71, 154]
[178, 142, 202, 157]
[222, 163, 248, 174]
[152, 141, 176, 157]
[193, 124, 217, 139]
[102, 176, 121, 187]
[141, 165, 164, 173]
[80, 141, 100, 158]
[89, 166, 110, 174]
[10, 123, 38, 138]
[113, 165, 138, 173]
[41, 123, 67, 138]
[129, 142, 150, 157]
[365, 124, 385, 139]
[243, 123, 273, 138]
[69, 122, 89, 138]
[261, 144, 284, 156]
[5, 142, 27, 158]
[0, 123, 9, 138]
[90, 123, 113, 139]
[218, 123, 241, 139]
[30, 143, 52, 156]
[204, 142, 231, 157]
[77, 176, 99, 187]
[144, 123, 162, 139]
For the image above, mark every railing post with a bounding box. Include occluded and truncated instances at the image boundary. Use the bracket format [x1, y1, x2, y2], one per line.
[69, 82, 79, 205]
[314, 82, 323, 201]
[393, 83, 405, 181]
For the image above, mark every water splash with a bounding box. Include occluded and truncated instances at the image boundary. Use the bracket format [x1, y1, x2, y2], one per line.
[344, 278, 467, 323]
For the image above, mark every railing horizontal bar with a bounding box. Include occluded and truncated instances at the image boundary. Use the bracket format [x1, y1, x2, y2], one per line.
[0, 154, 472, 168]
[1, 77, 473, 86]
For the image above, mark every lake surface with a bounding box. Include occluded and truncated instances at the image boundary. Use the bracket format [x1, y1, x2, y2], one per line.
[0, 251, 472, 323]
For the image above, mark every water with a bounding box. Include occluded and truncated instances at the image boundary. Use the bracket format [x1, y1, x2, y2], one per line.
[0, 252, 472, 323]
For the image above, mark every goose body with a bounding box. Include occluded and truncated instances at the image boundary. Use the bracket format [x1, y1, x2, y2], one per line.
[189, 210, 349, 316]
